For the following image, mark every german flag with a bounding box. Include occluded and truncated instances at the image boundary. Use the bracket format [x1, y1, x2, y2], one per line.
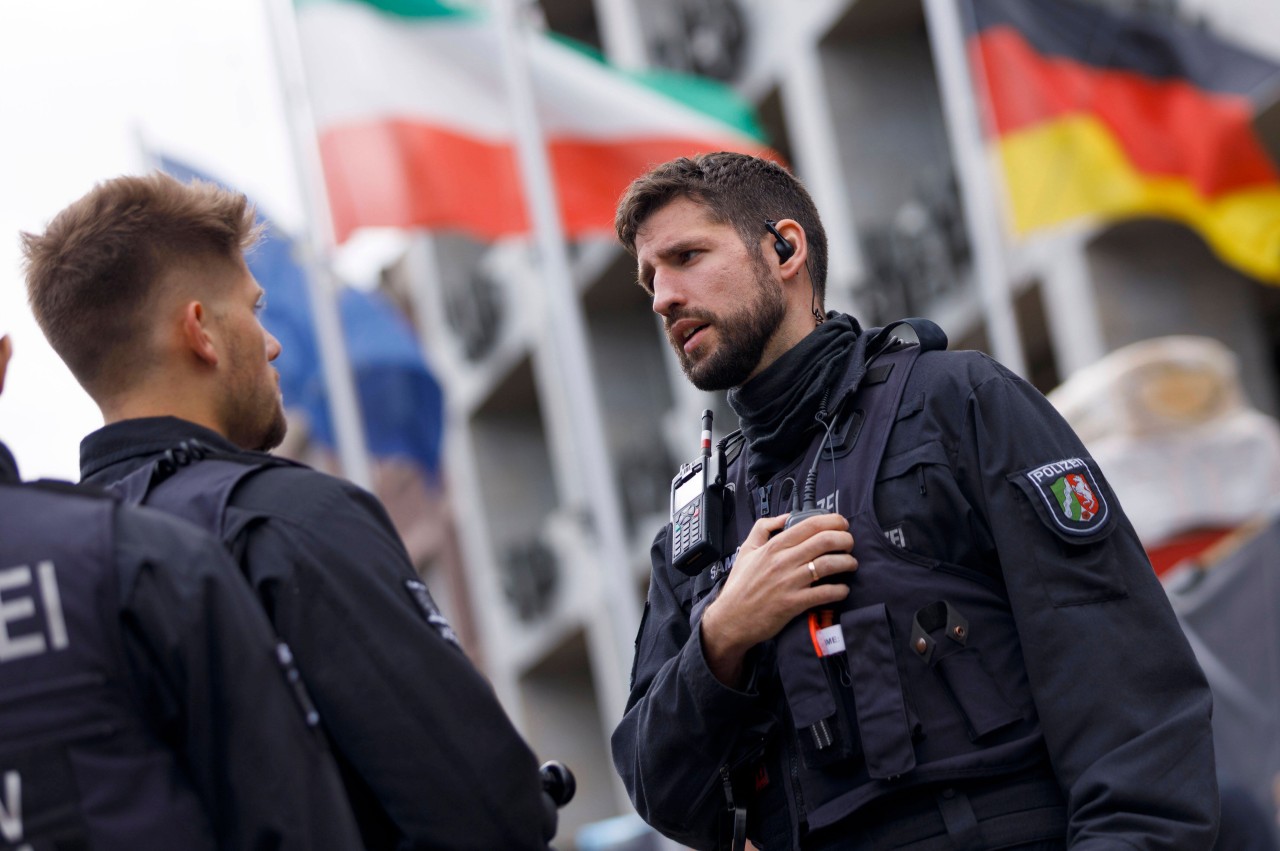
[966, 0, 1280, 283]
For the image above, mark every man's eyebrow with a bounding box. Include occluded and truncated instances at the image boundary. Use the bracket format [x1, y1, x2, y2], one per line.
[636, 261, 654, 291]
[635, 237, 703, 290]
[656, 238, 700, 259]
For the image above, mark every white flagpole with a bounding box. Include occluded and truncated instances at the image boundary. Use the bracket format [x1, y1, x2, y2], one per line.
[262, 0, 374, 490]
[488, 0, 640, 718]
[923, 0, 1027, 376]
[591, 0, 648, 70]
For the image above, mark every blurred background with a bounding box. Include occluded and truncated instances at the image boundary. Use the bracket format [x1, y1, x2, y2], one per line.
[3, 0, 1280, 848]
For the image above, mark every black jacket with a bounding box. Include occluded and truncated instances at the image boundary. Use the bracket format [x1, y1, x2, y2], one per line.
[81, 418, 554, 851]
[0, 439, 361, 849]
[614, 330, 1218, 849]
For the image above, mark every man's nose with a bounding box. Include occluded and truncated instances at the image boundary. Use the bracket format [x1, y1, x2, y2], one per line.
[650, 272, 683, 318]
[266, 330, 282, 361]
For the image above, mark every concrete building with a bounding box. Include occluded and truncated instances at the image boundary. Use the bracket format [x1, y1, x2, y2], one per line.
[372, 0, 1280, 844]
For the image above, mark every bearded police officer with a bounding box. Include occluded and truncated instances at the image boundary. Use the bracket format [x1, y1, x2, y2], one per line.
[0, 335, 362, 850]
[611, 153, 1218, 850]
[21, 174, 558, 850]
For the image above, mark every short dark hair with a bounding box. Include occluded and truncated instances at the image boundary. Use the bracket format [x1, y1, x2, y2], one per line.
[21, 172, 261, 397]
[614, 152, 828, 303]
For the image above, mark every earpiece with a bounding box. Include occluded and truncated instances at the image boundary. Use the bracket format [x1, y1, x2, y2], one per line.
[764, 220, 795, 263]
[765, 218, 823, 325]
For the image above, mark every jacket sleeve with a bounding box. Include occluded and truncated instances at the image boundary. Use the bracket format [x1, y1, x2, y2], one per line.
[958, 362, 1219, 849]
[235, 471, 553, 851]
[611, 527, 763, 851]
[116, 505, 364, 851]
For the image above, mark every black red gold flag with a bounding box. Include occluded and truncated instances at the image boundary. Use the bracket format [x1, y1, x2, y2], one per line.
[965, 0, 1280, 283]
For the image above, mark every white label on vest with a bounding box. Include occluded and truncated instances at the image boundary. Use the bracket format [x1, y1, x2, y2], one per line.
[817, 625, 845, 656]
[0, 770, 22, 842]
[0, 563, 69, 662]
[37, 563, 67, 651]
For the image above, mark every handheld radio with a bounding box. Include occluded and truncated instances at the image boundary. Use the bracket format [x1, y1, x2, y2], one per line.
[670, 409, 726, 576]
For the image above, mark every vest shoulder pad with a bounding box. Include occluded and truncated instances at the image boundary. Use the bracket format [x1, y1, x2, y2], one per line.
[21, 478, 115, 502]
[868, 317, 948, 357]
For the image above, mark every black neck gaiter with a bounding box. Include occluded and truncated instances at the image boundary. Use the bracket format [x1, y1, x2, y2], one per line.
[727, 313, 862, 480]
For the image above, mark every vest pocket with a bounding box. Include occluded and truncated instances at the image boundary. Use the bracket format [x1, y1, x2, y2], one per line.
[841, 604, 918, 779]
[778, 604, 922, 826]
[0, 741, 93, 848]
[911, 600, 1022, 741]
[810, 654, 862, 768]
[933, 648, 1022, 740]
[777, 617, 857, 770]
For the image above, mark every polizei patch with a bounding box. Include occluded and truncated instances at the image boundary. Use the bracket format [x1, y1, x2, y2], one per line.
[1024, 458, 1108, 535]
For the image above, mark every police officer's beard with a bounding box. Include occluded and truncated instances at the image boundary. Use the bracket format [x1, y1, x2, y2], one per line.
[253, 405, 289, 453]
[673, 266, 787, 392]
[223, 368, 289, 452]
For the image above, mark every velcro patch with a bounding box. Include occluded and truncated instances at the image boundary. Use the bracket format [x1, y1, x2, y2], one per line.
[1020, 457, 1109, 536]
[405, 579, 461, 648]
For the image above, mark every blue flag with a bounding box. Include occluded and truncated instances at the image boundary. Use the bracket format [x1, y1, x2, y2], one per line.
[156, 155, 443, 476]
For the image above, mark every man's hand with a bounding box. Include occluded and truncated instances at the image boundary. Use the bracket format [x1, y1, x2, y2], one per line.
[700, 513, 856, 687]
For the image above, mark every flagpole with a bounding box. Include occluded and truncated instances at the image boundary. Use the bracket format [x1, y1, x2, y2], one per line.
[262, 0, 374, 490]
[488, 0, 640, 727]
[777, 17, 866, 317]
[922, 0, 1027, 376]
[591, 0, 648, 70]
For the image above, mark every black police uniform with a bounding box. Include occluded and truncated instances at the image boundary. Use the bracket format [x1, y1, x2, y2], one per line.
[613, 316, 1218, 850]
[0, 439, 362, 850]
[80, 417, 556, 851]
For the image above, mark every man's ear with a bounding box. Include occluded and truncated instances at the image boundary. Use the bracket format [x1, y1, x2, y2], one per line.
[770, 218, 809, 286]
[180, 301, 219, 367]
[0, 335, 12, 396]
[771, 218, 808, 278]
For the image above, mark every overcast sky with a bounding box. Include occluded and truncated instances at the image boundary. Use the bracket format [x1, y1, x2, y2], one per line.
[0, 0, 413, 482]
[0, 0, 311, 480]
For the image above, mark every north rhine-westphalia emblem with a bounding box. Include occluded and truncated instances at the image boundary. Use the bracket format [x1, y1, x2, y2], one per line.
[1024, 458, 1108, 535]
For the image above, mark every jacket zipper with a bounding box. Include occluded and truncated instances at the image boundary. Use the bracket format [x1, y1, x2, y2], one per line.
[789, 745, 806, 847]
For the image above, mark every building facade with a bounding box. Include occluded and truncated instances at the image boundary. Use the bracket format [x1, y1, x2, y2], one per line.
[378, 0, 1280, 844]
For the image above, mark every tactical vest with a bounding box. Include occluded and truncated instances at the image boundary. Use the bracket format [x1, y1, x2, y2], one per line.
[687, 323, 1055, 840]
[108, 441, 295, 560]
[107, 441, 458, 647]
[0, 481, 217, 850]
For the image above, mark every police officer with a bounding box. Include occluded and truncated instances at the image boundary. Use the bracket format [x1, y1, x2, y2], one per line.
[0, 335, 362, 850]
[21, 174, 558, 850]
[610, 153, 1218, 849]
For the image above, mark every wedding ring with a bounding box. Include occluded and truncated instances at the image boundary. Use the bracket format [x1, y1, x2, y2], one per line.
[806, 560, 818, 583]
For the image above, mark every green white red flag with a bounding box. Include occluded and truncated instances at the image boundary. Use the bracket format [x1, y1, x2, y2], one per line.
[294, 0, 774, 243]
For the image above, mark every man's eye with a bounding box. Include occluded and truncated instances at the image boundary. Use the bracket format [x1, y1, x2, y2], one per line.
[254, 295, 267, 312]
[678, 249, 700, 264]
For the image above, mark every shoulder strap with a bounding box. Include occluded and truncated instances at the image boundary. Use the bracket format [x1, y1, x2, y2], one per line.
[844, 341, 927, 511]
[715, 430, 746, 481]
[110, 440, 217, 508]
[721, 317, 946, 483]
[105, 440, 293, 544]
[17, 478, 114, 502]
[866, 317, 947, 358]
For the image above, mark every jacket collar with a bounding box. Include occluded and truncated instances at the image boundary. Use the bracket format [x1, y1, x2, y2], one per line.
[79, 416, 243, 484]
